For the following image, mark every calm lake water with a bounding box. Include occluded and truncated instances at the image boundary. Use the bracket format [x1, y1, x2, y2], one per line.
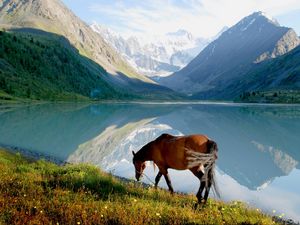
[0, 103, 300, 221]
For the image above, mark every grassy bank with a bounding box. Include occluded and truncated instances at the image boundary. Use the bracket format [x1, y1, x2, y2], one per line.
[0, 149, 282, 225]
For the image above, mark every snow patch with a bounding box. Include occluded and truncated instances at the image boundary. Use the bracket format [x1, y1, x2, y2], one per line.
[241, 18, 256, 31]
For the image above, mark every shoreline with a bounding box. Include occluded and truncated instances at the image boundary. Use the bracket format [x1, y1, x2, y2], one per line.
[1, 97, 300, 106]
[0, 144, 299, 224]
[1, 100, 300, 108]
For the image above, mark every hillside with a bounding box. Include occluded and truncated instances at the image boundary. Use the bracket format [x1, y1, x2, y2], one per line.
[233, 45, 300, 103]
[0, 30, 178, 101]
[0, 148, 281, 225]
[160, 12, 300, 99]
[0, 0, 177, 98]
[0, 30, 124, 100]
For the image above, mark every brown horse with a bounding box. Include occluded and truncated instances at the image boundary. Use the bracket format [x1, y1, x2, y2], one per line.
[132, 133, 219, 204]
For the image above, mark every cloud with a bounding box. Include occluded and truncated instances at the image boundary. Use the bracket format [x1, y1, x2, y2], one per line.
[88, 0, 300, 38]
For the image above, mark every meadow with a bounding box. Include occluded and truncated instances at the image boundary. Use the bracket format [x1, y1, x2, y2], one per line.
[0, 148, 284, 225]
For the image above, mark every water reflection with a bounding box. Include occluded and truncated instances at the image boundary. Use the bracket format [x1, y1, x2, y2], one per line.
[0, 103, 299, 221]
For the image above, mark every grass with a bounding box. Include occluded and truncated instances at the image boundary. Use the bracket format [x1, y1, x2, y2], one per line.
[0, 148, 282, 225]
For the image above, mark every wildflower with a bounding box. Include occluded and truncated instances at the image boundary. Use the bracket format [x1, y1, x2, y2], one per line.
[221, 208, 225, 211]
[104, 206, 108, 209]
[272, 210, 276, 213]
[77, 222, 80, 225]
[24, 194, 26, 197]
[101, 214, 104, 218]
[256, 208, 260, 212]
[133, 199, 137, 202]
[40, 210, 43, 213]
[156, 213, 160, 216]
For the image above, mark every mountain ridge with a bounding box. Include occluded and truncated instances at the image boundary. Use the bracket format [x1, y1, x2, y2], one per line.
[159, 11, 300, 97]
[90, 23, 219, 78]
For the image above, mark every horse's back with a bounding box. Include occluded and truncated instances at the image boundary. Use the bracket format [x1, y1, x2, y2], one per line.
[184, 134, 210, 153]
[155, 134, 209, 152]
[152, 134, 211, 170]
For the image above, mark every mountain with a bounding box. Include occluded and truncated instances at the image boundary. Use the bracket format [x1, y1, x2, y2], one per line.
[159, 12, 300, 98]
[0, 0, 177, 99]
[91, 23, 215, 78]
[0, 30, 122, 100]
[233, 45, 300, 103]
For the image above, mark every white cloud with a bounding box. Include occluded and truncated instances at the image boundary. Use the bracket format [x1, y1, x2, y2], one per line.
[88, 0, 300, 38]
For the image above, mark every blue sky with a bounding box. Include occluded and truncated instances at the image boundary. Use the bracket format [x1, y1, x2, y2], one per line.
[62, 0, 300, 38]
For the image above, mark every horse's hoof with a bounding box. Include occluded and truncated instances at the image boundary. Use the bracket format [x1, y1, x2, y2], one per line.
[193, 203, 199, 210]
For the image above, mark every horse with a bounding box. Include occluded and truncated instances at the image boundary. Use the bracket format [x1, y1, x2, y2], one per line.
[132, 133, 219, 204]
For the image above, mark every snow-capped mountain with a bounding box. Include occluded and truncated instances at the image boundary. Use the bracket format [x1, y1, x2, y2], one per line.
[160, 11, 300, 97]
[90, 23, 221, 78]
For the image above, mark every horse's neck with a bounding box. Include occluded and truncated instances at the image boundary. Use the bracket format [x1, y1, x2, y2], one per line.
[137, 146, 152, 161]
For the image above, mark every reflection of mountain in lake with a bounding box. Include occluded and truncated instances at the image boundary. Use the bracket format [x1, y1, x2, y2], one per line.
[0, 103, 299, 190]
[0, 104, 173, 160]
[252, 141, 298, 175]
[69, 122, 182, 171]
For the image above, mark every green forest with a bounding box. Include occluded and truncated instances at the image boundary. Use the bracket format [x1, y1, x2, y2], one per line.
[0, 30, 126, 101]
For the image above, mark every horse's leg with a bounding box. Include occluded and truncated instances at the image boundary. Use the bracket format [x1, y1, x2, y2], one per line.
[164, 172, 174, 193]
[203, 171, 212, 203]
[198, 180, 206, 203]
[155, 171, 162, 188]
[190, 168, 205, 204]
[157, 166, 174, 193]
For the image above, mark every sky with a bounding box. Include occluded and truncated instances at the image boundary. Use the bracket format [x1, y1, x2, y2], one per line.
[62, 0, 300, 38]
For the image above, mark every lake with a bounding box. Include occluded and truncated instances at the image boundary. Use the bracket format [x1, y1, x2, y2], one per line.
[0, 102, 299, 222]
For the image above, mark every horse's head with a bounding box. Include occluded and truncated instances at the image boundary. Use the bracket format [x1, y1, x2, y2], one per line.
[132, 151, 146, 181]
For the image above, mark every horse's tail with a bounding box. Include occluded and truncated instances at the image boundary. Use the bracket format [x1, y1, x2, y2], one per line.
[208, 160, 220, 198]
[186, 139, 220, 198]
[207, 140, 220, 198]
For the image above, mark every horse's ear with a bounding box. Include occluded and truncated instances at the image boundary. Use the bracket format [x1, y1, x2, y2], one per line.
[132, 151, 136, 156]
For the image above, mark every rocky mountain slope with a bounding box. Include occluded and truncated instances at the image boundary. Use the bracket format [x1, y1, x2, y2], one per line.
[91, 23, 218, 78]
[0, 0, 177, 98]
[160, 12, 300, 98]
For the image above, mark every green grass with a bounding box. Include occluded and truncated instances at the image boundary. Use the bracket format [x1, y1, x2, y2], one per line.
[0, 149, 283, 225]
